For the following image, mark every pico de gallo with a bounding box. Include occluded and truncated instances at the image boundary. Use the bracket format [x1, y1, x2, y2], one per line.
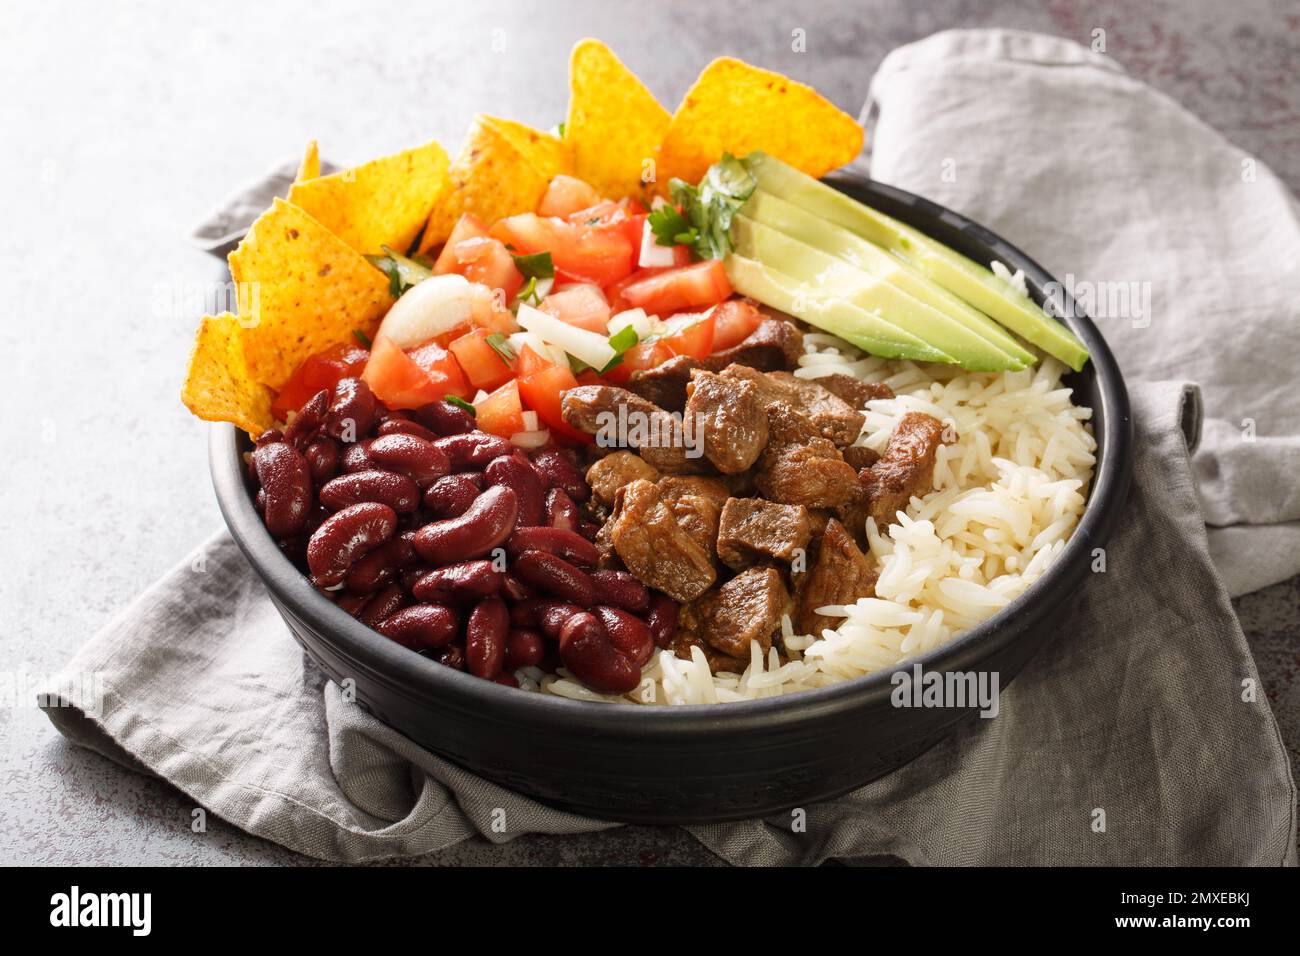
[270, 170, 766, 446]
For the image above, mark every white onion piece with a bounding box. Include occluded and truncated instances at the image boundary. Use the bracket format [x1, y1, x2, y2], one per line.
[516, 303, 616, 370]
[510, 428, 551, 449]
[607, 307, 656, 339]
[521, 410, 539, 431]
[638, 219, 677, 268]
[376, 274, 491, 349]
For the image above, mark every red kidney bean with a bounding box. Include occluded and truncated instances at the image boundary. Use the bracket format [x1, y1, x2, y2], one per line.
[465, 596, 509, 679]
[253, 442, 313, 538]
[336, 593, 369, 617]
[510, 598, 545, 629]
[319, 469, 420, 514]
[378, 417, 438, 441]
[376, 604, 459, 649]
[411, 485, 518, 564]
[411, 560, 503, 603]
[345, 536, 417, 595]
[324, 377, 376, 441]
[577, 520, 602, 542]
[530, 447, 590, 503]
[435, 644, 466, 670]
[558, 613, 639, 694]
[342, 438, 375, 473]
[505, 526, 599, 568]
[500, 572, 534, 601]
[358, 583, 408, 627]
[433, 432, 510, 471]
[537, 602, 584, 639]
[414, 401, 475, 436]
[255, 428, 283, 448]
[368, 434, 450, 488]
[544, 488, 579, 532]
[304, 436, 341, 485]
[306, 502, 397, 587]
[504, 629, 545, 670]
[422, 473, 482, 519]
[484, 453, 544, 527]
[255, 488, 266, 512]
[645, 592, 679, 649]
[513, 551, 595, 606]
[590, 570, 650, 613]
[283, 389, 329, 447]
[592, 606, 654, 667]
[494, 673, 520, 688]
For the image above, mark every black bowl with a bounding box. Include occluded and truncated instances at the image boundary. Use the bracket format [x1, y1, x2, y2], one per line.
[210, 174, 1132, 823]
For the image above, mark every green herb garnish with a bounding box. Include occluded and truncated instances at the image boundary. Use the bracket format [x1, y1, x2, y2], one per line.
[366, 245, 434, 297]
[661, 153, 757, 261]
[510, 250, 554, 280]
[445, 395, 476, 415]
[486, 332, 516, 365]
[599, 324, 640, 373]
[352, 329, 373, 348]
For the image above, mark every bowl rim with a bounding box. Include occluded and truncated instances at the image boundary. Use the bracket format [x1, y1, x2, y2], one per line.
[210, 172, 1133, 736]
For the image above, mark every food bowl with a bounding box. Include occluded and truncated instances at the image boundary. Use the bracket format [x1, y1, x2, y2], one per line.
[210, 174, 1132, 823]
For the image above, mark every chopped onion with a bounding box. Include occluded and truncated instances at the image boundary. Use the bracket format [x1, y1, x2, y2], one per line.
[517, 303, 616, 370]
[376, 273, 487, 348]
[521, 410, 540, 431]
[638, 219, 677, 268]
[607, 307, 655, 339]
[510, 428, 551, 449]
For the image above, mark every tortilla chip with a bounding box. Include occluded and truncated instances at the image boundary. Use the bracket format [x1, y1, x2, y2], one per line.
[565, 39, 670, 199]
[657, 57, 863, 188]
[288, 139, 450, 255]
[228, 198, 391, 389]
[296, 139, 320, 182]
[415, 116, 554, 255]
[181, 313, 274, 437]
[482, 116, 570, 180]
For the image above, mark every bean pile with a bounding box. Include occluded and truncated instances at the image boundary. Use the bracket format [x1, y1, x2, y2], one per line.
[248, 377, 679, 694]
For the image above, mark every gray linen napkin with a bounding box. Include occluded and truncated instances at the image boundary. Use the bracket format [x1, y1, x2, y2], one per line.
[40, 30, 1298, 864]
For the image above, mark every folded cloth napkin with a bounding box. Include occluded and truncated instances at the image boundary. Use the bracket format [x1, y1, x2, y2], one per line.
[41, 30, 1297, 865]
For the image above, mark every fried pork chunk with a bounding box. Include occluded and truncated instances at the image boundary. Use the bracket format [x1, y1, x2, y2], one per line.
[627, 355, 702, 412]
[793, 518, 879, 636]
[585, 450, 659, 507]
[701, 317, 804, 372]
[683, 369, 769, 474]
[604, 479, 716, 602]
[656, 475, 730, 557]
[681, 565, 789, 658]
[716, 497, 812, 570]
[755, 404, 859, 508]
[719, 365, 865, 447]
[560, 385, 706, 474]
[839, 411, 953, 533]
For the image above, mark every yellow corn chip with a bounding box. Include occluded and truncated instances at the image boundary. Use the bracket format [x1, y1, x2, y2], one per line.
[416, 116, 554, 255]
[181, 313, 274, 437]
[483, 116, 570, 180]
[296, 139, 320, 182]
[565, 39, 670, 199]
[657, 57, 863, 187]
[229, 198, 392, 390]
[288, 139, 450, 255]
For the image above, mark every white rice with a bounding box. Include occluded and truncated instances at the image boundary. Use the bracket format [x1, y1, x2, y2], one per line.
[532, 330, 1096, 705]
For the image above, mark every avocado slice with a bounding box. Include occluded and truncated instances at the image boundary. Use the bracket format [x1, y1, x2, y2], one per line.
[741, 190, 1036, 367]
[745, 152, 1090, 371]
[732, 216, 1025, 372]
[724, 255, 954, 364]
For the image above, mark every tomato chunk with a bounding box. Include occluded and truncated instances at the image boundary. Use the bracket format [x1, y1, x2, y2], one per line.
[711, 298, 764, 351]
[661, 312, 716, 359]
[272, 342, 369, 420]
[538, 175, 601, 218]
[454, 236, 524, 301]
[619, 259, 732, 317]
[362, 338, 442, 409]
[475, 380, 526, 438]
[602, 338, 672, 386]
[490, 213, 635, 287]
[540, 283, 611, 334]
[514, 343, 554, 377]
[517, 364, 593, 445]
[433, 214, 489, 275]
[448, 328, 514, 392]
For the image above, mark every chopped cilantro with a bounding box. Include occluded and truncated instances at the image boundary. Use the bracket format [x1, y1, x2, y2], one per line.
[510, 250, 554, 280]
[599, 324, 640, 374]
[486, 332, 516, 365]
[664, 153, 757, 261]
[647, 202, 698, 248]
[445, 395, 476, 415]
[352, 329, 372, 348]
[365, 245, 433, 297]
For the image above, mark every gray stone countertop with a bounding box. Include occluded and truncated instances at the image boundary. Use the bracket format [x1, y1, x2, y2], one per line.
[1, 0, 1295, 865]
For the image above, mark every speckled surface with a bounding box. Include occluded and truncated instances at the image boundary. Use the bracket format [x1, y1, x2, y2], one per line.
[1, 0, 1295, 865]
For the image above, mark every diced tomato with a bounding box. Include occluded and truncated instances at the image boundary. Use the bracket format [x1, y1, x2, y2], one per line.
[620, 196, 649, 216]
[575, 368, 606, 387]
[272, 342, 369, 420]
[363, 337, 445, 409]
[602, 338, 672, 386]
[661, 312, 716, 359]
[490, 213, 635, 287]
[566, 199, 624, 227]
[514, 343, 554, 377]
[448, 328, 513, 392]
[475, 380, 526, 438]
[604, 267, 668, 312]
[433, 214, 489, 275]
[619, 259, 732, 317]
[451, 237, 524, 301]
[540, 283, 611, 334]
[517, 364, 593, 445]
[538, 175, 601, 218]
[711, 298, 764, 351]
[407, 340, 472, 401]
